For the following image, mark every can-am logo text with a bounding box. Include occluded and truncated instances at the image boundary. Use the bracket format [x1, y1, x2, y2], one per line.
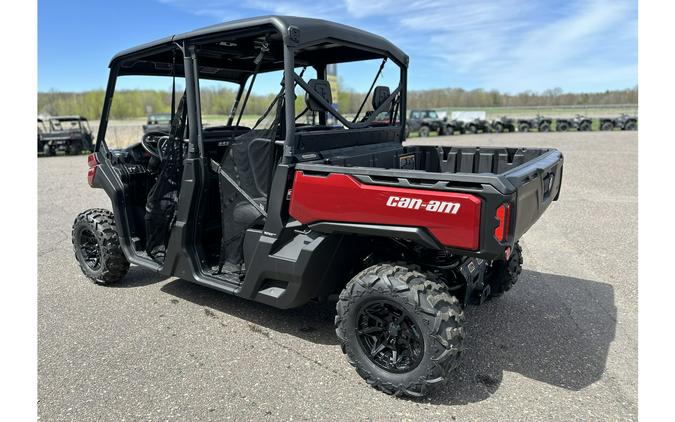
[386, 196, 461, 214]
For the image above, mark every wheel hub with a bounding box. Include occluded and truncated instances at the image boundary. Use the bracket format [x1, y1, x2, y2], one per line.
[356, 300, 424, 373]
[78, 228, 101, 271]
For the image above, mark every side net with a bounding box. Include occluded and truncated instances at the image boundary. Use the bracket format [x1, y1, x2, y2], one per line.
[215, 91, 284, 271]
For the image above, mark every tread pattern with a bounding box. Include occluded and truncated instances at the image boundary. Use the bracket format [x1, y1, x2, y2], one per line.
[486, 242, 523, 298]
[335, 263, 464, 397]
[72, 208, 129, 284]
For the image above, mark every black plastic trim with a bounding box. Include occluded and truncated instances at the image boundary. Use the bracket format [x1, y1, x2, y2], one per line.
[309, 222, 442, 250]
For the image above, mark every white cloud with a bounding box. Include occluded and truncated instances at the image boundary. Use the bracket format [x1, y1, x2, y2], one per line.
[158, 0, 637, 92]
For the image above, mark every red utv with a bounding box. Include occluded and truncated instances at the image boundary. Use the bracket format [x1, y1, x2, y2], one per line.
[72, 16, 563, 397]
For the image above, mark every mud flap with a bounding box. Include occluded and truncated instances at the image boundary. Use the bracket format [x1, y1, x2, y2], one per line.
[460, 258, 489, 305]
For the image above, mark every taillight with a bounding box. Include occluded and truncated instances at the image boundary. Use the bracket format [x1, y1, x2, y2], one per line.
[494, 203, 511, 242]
[87, 153, 98, 168]
[87, 153, 98, 186]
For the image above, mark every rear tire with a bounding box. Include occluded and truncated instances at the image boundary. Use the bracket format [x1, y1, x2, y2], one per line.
[43, 144, 55, 156]
[579, 121, 592, 131]
[467, 125, 477, 134]
[557, 122, 569, 132]
[601, 122, 614, 131]
[72, 208, 129, 285]
[494, 123, 503, 133]
[486, 243, 523, 298]
[625, 121, 637, 130]
[335, 264, 464, 397]
[67, 143, 82, 155]
[539, 122, 550, 132]
[419, 126, 430, 137]
[519, 123, 530, 132]
[445, 126, 454, 136]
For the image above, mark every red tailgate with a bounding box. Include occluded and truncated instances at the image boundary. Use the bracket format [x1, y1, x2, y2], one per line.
[289, 171, 482, 250]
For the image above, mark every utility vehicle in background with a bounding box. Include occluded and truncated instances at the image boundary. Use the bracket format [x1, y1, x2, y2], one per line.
[555, 114, 592, 132]
[72, 16, 563, 397]
[405, 109, 445, 137]
[142, 113, 173, 134]
[599, 113, 637, 131]
[517, 114, 553, 132]
[491, 116, 515, 133]
[39, 115, 94, 156]
[464, 117, 491, 134]
[37, 118, 49, 153]
[443, 117, 465, 135]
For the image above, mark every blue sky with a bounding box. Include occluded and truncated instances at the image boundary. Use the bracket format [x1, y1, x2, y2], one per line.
[38, 0, 637, 94]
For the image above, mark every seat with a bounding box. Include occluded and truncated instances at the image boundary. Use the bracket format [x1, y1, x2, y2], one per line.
[305, 79, 332, 111]
[372, 86, 390, 110]
[216, 113, 280, 269]
[233, 198, 267, 227]
[298, 79, 335, 132]
[223, 197, 266, 265]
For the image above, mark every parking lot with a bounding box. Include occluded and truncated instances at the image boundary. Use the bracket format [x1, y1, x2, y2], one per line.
[38, 130, 637, 420]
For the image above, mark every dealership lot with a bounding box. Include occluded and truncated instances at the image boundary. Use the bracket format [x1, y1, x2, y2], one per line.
[38, 131, 636, 420]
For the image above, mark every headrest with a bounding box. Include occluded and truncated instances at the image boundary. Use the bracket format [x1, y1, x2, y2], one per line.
[372, 86, 391, 110]
[305, 79, 332, 112]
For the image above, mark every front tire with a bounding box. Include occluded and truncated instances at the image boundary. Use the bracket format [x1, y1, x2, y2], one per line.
[557, 122, 569, 132]
[494, 123, 503, 133]
[43, 144, 55, 156]
[418, 126, 430, 137]
[336, 264, 464, 397]
[519, 123, 530, 132]
[72, 208, 129, 284]
[601, 122, 614, 131]
[539, 122, 550, 132]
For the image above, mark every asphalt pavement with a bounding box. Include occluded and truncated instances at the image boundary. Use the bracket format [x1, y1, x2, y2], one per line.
[38, 130, 637, 421]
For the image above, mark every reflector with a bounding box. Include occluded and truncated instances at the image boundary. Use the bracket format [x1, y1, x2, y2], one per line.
[87, 167, 96, 186]
[495, 203, 511, 242]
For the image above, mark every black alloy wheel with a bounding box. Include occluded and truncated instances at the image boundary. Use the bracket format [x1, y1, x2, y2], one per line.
[356, 300, 424, 373]
[78, 228, 102, 271]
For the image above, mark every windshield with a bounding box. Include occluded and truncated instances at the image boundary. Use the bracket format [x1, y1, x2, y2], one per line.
[149, 114, 172, 124]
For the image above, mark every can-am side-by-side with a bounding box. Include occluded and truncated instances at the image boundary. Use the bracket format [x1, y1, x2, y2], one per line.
[72, 16, 563, 397]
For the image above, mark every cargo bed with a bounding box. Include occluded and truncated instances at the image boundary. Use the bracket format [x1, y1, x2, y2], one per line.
[292, 142, 564, 258]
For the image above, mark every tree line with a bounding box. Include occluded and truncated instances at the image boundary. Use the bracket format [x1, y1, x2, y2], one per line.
[38, 86, 638, 120]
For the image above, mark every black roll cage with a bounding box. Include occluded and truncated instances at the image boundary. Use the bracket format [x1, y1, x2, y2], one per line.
[95, 22, 409, 165]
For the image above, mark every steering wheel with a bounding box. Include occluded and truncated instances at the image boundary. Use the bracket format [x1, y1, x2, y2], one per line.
[141, 131, 170, 159]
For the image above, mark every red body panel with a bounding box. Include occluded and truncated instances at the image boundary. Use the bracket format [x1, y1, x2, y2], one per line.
[289, 171, 482, 250]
